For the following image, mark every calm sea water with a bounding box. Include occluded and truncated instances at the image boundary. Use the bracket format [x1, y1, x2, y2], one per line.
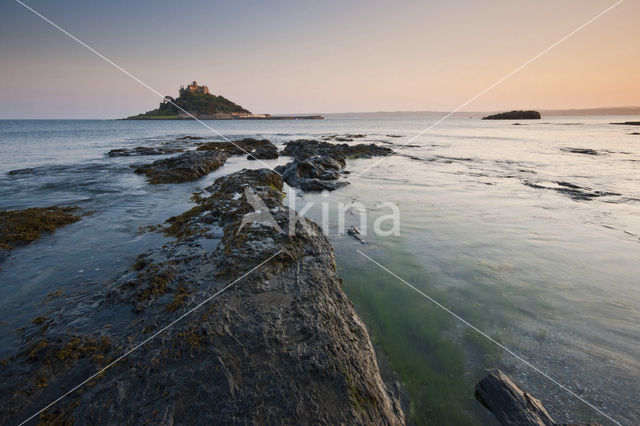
[1, 117, 639, 425]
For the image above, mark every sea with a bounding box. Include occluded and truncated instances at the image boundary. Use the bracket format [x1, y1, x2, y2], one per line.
[0, 116, 639, 425]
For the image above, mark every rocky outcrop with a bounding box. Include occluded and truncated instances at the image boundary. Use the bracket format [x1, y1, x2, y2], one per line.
[134, 150, 228, 184]
[476, 370, 599, 426]
[483, 110, 541, 120]
[611, 121, 640, 125]
[107, 146, 184, 157]
[196, 138, 277, 156]
[276, 155, 349, 191]
[281, 139, 392, 161]
[0, 169, 405, 425]
[247, 144, 279, 160]
[276, 139, 393, 192]
[0, 206, 82, 263]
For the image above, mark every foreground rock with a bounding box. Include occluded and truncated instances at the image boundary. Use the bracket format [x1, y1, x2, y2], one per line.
[134, 150, 228, 184]
[476, 370, 598, 426]
[0, 169, 405, 425]
[276, 139, 393, 191]
[483, 110, 541, 120]
[0, 206, 81, 263]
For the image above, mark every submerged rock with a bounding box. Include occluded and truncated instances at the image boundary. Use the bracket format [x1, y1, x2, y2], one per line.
[0, 168, 405, 425]
[523, 180, 620, 201]
[483, 110, 541, 120]
[0, 206, 82, 261]
[611, 121, 640, 125]
[134, 150, 228, 184]
[7, 168, 35, 176]
[346, 226, 366, 244]
[561, 147, 600, 155]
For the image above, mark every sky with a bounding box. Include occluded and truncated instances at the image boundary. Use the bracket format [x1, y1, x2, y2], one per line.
[0, 0, 638, 118]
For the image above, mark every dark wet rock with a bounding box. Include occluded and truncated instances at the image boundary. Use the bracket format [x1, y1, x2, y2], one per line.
[476, 370, 556, 426]
[7, 168, 35, 176]
[611, 121, 640, 125]
[276, 139, 392, 192]
[483, 110, 541, 120]
[0, 206, 82, 261]
[276, 155, 349, 192]
[523, 180, 621, 201]
[197, 138, 277, 157]
[107, 146, 184, 157]
[561, 147, 600, 155]
[386, 134, 403, 138]
[247, 144, 278, 160]
[134, 150, 228, 184]
[346, 226, 366, 244]
[0, 168, 405, 425]
[323, 134, 366, 142]
[176, 135, 205, 140]
[630, 132, 640, 135]
[282, 139, 392, 161]
[476, 370, 598, 426]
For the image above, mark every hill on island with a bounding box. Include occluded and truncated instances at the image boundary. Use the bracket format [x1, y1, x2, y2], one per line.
[126, 81, 250, 119]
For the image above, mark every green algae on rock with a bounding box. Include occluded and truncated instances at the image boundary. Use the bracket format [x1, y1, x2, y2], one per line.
[0, 206, 82, 261]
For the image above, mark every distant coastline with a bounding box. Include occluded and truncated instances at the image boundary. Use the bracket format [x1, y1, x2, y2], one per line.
[322, 106, 640, 119]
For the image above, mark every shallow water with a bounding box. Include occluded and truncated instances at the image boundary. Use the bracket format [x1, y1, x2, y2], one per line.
[1, 117, 639, 425]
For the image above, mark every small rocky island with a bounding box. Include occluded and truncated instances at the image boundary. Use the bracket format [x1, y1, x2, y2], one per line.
[126, 81, 322, 120]
[483, 110, 541, 120]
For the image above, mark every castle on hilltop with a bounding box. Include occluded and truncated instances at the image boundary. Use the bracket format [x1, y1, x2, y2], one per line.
[179, 81, 210, 95]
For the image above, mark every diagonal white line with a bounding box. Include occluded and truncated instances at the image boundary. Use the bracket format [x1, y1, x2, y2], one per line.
[356, 249, 622, 426]
[357, 0, 624, 176]
[15, 0, 282, 175]
[18, 250, 283, 426]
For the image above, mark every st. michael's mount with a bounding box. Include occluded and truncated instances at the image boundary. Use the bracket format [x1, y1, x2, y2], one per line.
[125, 81, 323, 120]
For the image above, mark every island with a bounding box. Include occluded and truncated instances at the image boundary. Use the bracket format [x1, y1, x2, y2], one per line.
[482, 110, 541, 120]
[125, 81, 323, 120]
